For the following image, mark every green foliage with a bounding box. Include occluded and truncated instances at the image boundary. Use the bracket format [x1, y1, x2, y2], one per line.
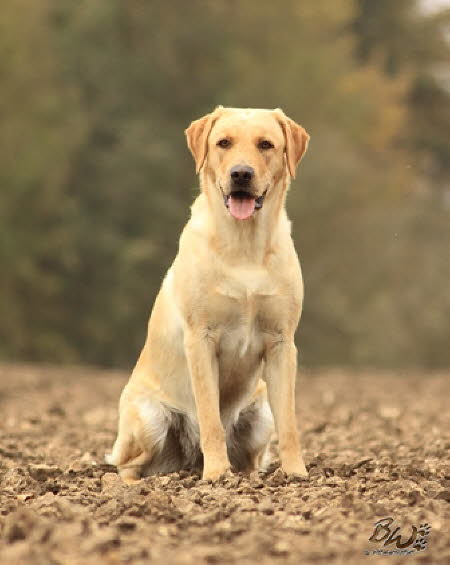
[0, 0, 448, 368]
[353, 0, 450, 188]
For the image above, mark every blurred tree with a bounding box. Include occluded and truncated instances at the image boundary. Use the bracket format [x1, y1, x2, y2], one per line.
[348, 0, 450, 368]
[213, 0, 417, 367]
[353, 0, 450, 192]
[0, 1, 88, 360]
[0, 0, 448, 369]
[45, 0, 233, 365]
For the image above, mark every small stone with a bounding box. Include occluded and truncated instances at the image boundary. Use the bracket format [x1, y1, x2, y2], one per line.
[28, 464, 62, 482]
[47, 404, 65, 417]
[37, 492, 56, 506]
[101, 472, 124, 495]
[269, 468, 287, 485]
[270, 541, 290, 556]
[80, 451, 95, 463]
[17, 493, 33, 502]
[173, 498, 195, 513]
[116, 518, 137, 532]
[258, 498, 274, 515]
[182, 477, 197, 488]
[379, 405, 400, 419]
[249, 472, 264, 488]
[81, 528, 120, 553]
[3, 508, 40, 543]
[435, 490, 450, 502]
[190, 510, 220, 525]
[96, 499, 119, 520]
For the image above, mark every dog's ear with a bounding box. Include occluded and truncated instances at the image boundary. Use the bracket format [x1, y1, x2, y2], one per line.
[185, 106, 223, 174]
[274, 109, 310, 179]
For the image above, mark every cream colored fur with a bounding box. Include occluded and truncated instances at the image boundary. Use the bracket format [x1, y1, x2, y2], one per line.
[107, 107, 310, 482]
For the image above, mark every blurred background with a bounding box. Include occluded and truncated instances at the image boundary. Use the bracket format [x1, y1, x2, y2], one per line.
[0, 0, 449, 370]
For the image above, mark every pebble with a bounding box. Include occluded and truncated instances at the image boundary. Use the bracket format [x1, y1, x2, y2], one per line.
[28, 464, 62, 482]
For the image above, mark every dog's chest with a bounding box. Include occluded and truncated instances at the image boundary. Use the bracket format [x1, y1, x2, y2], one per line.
[212, 265, 283, 358]
[215, 265, 277, 300]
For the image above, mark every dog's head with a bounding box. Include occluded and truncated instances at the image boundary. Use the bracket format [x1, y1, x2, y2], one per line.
[185, 107, 309, 220]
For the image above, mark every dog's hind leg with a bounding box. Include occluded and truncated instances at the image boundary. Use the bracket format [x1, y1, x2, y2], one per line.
[106, 389, 170, 483]
[115, 450, 153, 484]
[227, 387, 274, 473]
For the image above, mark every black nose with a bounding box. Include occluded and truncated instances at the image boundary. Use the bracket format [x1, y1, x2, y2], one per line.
[230, 165, 254, 186]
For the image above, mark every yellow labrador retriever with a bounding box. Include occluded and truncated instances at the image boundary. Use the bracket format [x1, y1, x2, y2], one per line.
[107, 106, 310, 482]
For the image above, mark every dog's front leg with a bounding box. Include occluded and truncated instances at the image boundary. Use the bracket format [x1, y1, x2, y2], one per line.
[264, 341, 308, 477]
[184, 330, 230, 480]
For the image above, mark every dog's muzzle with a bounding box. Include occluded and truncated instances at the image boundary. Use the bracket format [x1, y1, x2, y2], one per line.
[223, 190, 267, 220]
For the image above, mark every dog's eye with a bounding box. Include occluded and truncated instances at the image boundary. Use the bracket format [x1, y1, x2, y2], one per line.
[258, 140, 274, 150]
[217, 139, 231, 149]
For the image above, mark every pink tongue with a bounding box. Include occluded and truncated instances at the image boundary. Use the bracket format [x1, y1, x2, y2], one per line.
[228, 196, 256, 220]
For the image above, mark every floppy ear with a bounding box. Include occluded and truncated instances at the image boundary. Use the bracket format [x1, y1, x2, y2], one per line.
[185, 106, 223, 174]
[275, 109, 310, 179]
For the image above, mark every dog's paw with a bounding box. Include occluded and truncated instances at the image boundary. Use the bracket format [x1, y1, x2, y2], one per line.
[202, 465, 231, 482]
[282, 459, 308, 478]
[418, 523, 431, 537]
[118, 466, 143, 485]
[413, 537, 428, 552]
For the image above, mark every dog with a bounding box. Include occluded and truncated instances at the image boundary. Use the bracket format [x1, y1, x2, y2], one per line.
[107, 106, 310, 482]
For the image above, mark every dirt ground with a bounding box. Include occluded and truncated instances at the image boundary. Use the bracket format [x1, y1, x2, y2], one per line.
[0, 364, 448, 564]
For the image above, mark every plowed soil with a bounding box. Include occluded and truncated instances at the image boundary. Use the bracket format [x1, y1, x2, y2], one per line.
[0, 364, 448, 564]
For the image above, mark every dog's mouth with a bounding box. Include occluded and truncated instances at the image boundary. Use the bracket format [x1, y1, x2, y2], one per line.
[223, 190, 267, 220]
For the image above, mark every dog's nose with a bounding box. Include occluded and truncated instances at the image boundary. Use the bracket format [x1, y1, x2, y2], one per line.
[230, 165, 254, 186]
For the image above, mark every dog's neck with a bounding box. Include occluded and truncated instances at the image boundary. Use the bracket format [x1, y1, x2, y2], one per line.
[192, 171, 292, 265]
